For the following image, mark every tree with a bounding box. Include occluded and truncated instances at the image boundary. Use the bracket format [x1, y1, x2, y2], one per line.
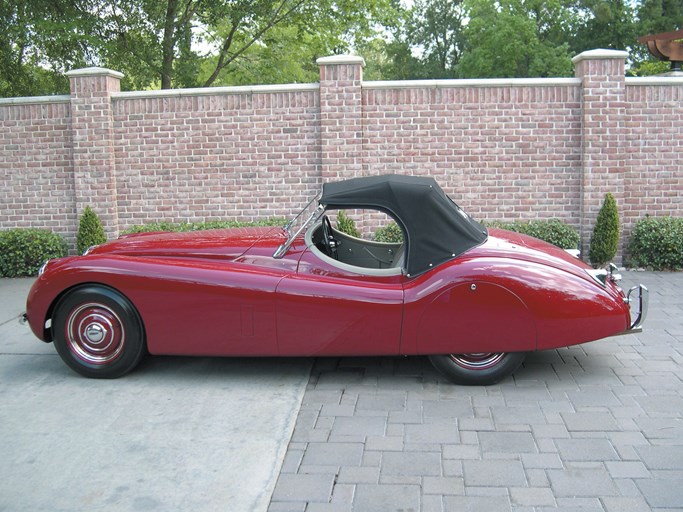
[571, 0, 638, 56]
[408, 0, 466, 77]
[370, 0, 465, 80]
[0, 0, 98, 96]
[1, 0, 393, 95]
[98, 0, 342, 89]
[636, 0, 683, 36]
[456, 0, 574, 78]
[631, 0, 683, 75]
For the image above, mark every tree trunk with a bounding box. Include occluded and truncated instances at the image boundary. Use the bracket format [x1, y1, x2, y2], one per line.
[161, 0, 179, 89]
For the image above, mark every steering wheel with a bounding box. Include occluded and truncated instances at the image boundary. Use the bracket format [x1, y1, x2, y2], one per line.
[321, 215, 339, 260]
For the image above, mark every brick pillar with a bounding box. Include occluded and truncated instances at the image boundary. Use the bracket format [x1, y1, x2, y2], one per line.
[573, 49, 628, 263]
[66, 67, 123, 241]
[317, 55, 365, 183]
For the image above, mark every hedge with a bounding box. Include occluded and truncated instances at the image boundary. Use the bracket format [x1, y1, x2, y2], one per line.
[628, 216, 683, 270]
[373, 222, 404, 243]
[123, 218, 286, 234]
[486, 219, 580, 250]
[371, 219, 580, 249]
[0, 229, 68, 277]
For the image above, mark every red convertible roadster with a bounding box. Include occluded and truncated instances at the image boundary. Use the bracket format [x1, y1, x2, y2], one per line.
[25, 174, 647, 385]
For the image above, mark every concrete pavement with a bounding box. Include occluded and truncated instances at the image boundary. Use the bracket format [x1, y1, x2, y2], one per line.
[0, 278, 311, 512]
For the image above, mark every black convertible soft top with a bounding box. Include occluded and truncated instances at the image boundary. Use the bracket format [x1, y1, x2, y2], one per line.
[320, 174, 488, 276]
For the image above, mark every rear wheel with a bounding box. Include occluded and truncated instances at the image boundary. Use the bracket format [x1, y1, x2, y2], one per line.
[52, 285, 146, 379]
[429, 352, 526, 386]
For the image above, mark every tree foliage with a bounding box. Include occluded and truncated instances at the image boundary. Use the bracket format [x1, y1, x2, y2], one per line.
[457, 0, 574, 78]
[2, 0, 391, 94]
[571, 0, 638, 56]
[0, 0, 98, 96]
[631, 0, 683, 73]
[1, 0, 680, 97]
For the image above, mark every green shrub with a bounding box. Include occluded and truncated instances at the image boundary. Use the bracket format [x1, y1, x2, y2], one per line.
[589, 193, 620, 266]
[76, 206, 107, 255]
[628, 216, 683, 270]
[122, 218, 286, 234]
[336, 211, 361, 238]
[487, 219, 580, 250]
[374, 222, 404, 243]
[0, 229, 68, 277]
[123, 221, 180, 234]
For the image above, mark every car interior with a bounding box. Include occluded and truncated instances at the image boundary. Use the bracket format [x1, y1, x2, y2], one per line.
[307, 215, 405, 275]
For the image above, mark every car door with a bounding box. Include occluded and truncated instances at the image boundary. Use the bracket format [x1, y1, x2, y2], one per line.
[275, 248, 405, 356]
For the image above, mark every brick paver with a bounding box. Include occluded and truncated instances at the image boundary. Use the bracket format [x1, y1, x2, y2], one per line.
[269, 272, 683, 511]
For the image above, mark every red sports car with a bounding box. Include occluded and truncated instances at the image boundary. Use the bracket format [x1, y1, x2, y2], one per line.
[24, 175, 647, 385]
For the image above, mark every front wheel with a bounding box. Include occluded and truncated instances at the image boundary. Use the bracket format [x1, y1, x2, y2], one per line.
[52, 285, 146, 379]
[429, 352, 526, 386]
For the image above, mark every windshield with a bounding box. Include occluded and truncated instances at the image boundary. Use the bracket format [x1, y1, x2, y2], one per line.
[273, 192, 323, 258]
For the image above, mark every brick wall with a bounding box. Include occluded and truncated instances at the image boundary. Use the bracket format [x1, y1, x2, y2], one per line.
[112, 85, 321, 229]
[1, 50, 682, 261]
[362, 80, 583, 224]
[0, 98, 76, 242]
[624, 80, 683, 226]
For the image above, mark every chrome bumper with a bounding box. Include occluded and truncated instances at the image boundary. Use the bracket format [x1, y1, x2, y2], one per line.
[626, 284, 648, 333]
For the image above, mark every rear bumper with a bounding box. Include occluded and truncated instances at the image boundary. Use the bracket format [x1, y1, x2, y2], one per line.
[625, 284, 648, 334]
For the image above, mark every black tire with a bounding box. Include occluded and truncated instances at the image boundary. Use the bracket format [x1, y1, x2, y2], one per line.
[52, 285, 146, 379]
[429, 352, 526, 386]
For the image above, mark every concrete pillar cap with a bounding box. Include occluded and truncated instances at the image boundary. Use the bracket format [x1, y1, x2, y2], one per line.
[65, 67, 124, 79]
[572, 49, 629, 64]
[316, 55, 366, 67]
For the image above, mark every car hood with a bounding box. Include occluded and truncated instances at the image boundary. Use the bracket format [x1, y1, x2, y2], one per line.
[88, 227, 281, 260]
[473, 228, 592, 279]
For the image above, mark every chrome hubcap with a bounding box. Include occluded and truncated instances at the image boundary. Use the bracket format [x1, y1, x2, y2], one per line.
[449, 352, 505, 370]
[84, 323, 106, 343]
[66, 303, 125, 365]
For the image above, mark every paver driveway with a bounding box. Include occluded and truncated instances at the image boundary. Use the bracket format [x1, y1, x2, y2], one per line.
[269, 271, 683, 512]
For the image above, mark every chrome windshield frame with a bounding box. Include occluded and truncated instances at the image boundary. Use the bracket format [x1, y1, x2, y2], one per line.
[273, 193, 324, 259]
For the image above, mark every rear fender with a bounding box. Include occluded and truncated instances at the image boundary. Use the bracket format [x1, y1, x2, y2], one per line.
[416, 281, 537, 354]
